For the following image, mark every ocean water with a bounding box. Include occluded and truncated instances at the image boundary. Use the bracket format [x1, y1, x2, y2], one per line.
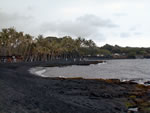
[30, 59, 150, 84]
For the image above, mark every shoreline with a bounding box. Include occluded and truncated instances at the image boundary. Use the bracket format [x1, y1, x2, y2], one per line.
[30, 66, 150, 86]
[29, 60, 150, 86]
[0, 60, 150, 113]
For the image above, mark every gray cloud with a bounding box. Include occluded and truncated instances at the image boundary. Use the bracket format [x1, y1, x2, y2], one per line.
[129, 25, 141, 31]
[27, 6, 33, 11]
[40, 14, 118, 40]
[134, 32, 142, 36]
[120, 32, 130, 38]
[130, 26, 137, 31]
[114, 13, 128, 17]
[120, 31, 142, 38]
[0, 10, 35, 34]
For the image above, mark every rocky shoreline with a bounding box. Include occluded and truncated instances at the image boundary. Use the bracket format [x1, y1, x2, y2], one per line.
[0, 61, 150, 113]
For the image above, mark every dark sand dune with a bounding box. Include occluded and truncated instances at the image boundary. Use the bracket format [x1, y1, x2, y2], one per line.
[0, 61, 150, 113]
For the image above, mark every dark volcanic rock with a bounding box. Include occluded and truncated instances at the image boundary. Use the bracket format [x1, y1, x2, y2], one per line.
[0, 62, 150, 113]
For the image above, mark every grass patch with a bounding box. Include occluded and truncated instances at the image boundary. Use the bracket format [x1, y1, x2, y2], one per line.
[129, 95, 136, 99]
[125, 101, 136, 108]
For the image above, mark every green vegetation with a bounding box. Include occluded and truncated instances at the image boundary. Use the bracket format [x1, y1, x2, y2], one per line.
[0, 27, 150, 62]
[0, 28, 98, 62]
[101, 44, 150, 58]
[125, 101, 136, 108]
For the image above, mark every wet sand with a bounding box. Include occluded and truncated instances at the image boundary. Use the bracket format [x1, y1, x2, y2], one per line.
[0, 61, 150, 113]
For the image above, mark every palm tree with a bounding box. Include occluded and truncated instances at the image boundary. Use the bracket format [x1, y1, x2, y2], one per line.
[0, 27, 102, 62]
[0, 28, 9, 56]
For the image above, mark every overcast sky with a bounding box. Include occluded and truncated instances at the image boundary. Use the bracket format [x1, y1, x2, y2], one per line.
[0, 0, 150, 47]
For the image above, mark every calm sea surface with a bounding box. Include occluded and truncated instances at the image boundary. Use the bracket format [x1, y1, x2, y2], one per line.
[30, 59, 150, 83]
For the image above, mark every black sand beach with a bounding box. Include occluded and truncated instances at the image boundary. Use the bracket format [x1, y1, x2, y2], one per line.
[0, 61, 150, 113]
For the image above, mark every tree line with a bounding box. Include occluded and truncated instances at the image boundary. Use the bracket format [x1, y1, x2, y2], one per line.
[0, 28, 99, 62]
[100, 44, 150, 58]
[0, 28, 150, 62]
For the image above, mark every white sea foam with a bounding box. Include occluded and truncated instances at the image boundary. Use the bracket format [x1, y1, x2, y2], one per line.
[35, 69, 46, 77]
[29, 67, 46, 77]
[128, 107, 138, 112]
